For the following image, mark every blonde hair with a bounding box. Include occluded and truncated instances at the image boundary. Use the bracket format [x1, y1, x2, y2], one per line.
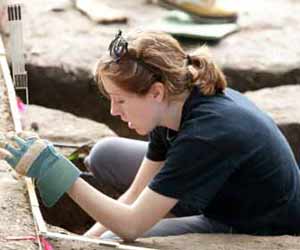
[95, 31, 227, 98]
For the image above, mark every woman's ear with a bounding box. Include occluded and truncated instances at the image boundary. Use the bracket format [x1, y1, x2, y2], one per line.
[149, 82, 165, 102]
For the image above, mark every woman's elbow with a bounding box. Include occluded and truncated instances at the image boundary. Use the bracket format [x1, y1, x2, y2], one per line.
[119, 231, 139, 243]
[118, 225, 144, 243]
[121, 235, 138, 243]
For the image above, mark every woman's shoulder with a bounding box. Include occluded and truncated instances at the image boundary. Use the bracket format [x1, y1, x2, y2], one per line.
[184, 87, 265, 123]
[179, 87, 273, 142]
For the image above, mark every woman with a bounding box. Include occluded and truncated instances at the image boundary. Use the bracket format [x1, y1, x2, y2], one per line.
[1, 30, 300, 242]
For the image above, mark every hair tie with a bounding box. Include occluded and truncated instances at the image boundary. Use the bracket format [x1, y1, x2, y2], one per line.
[186, 54, 192, 66]
[108, 30, 128, 63]
[107, 30, 161, 81]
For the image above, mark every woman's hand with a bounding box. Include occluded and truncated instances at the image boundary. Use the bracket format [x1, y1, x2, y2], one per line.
[0, 134, 81, 207]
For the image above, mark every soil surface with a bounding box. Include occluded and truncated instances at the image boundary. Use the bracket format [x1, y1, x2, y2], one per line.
[44, 226, 300, 250]
[3, 70, 300, 250]
[16, 0, 300, 140]
[1, 1, 300, 249]
[0, 71, 37, 249]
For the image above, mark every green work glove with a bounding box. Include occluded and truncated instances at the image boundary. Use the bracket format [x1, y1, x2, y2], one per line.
[0, 135, 81, 207]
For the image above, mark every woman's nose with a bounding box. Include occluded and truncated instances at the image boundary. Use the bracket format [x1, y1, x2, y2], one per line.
[110, 101, 122, 117]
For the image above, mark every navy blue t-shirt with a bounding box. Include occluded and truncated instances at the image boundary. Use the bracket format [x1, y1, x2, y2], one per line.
[147, 87, 300, 235]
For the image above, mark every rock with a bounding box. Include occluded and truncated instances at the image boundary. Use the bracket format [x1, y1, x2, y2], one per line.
[9, 0, 300, 139]
[20, 0, 300, 86]
[75, 0, 128, 24]
[21, 104, 116, 145]
[50, 0, 73, 12]
[20, 105, 120, 235]
[245, 85, 300, 162]
[212, 0, 300, 91]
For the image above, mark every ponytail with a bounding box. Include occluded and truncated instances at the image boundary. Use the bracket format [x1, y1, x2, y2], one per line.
[96, 31, 226, 99]
[187, 46, 227, 96]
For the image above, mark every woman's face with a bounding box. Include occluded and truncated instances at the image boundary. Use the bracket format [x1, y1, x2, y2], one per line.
[101, 76, 164, 135]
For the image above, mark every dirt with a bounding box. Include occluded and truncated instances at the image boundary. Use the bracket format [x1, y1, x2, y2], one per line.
[1, 53, 300, 250]
[0, 71, 37, 249]
[0, 78, 14, 133]
[44, 226, 300, 250]
[138, 234, 300, 250]
[1, 1, 300, 248]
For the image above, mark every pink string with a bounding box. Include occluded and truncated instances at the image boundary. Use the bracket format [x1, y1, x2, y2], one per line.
[17, 96, 26, 113]
[39, 236, 54, 250]
[6, 235, 53, 250]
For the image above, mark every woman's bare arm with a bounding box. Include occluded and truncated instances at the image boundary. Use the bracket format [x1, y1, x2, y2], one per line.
[83, 157, 164, 238]
[69, 176, 177, 242]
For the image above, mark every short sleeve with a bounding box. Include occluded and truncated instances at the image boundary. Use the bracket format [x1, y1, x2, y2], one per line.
[146, 127, 168, 161]
[148, 133, 236, 211]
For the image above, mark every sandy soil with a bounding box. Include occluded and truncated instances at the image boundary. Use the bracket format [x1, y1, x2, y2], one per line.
[0, 78, 13, 133]
[1, 53, 300, 250]
[0, 71, 37, 250]
[44, 226, 300, 250]
[1, 1, 300, 248]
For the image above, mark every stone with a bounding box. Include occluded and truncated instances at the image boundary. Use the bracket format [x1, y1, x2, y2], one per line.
[49, 0, 73, 12]
[245, 85, 300, 162]
[75, 0, 128, 24]
[9, 0, 300, 139]
[19, 105, 119, 235]
[21, 104, 116, 145]
[213, 0, 300, 91]
[2, 2, 300, 249]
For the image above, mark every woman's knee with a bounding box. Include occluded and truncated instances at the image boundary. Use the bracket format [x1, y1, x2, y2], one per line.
[84, 137, 121, 176]
[84, 137, 147, 187]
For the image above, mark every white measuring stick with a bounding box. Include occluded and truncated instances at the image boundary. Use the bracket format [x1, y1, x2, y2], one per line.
[42, 231, 158, 250]
[7, 2, 28, 103]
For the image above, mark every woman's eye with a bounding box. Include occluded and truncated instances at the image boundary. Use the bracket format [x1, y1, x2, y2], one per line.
[116, 100, 125, 104]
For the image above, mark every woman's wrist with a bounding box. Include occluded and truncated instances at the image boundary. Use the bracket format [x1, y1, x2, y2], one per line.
[83, 222, 107, 238]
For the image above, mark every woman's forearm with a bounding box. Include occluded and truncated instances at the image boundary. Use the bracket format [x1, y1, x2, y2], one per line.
[83, 186, 141, 238]
[68, 162, 177, 242]
[84, 222, 107, 238]
[68, 177, 139, 241]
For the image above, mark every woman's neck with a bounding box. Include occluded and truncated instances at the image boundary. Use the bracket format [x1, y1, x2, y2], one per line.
[160, 90, 190, 131]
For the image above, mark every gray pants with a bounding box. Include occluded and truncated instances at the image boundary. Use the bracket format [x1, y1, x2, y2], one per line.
[84, 137, 234, 239]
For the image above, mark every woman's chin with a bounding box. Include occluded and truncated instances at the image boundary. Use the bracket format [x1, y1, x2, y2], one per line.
[134, 129, 147, 136]
[128, 122, 152, 135]
[133, 127, 149, 136]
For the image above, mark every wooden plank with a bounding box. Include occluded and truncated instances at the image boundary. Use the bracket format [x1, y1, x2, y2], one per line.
[43, 231, 158, 250]
[25, 177, 48, 234]
[0, 36, 22, 133]
[0, 33, 42, 249]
